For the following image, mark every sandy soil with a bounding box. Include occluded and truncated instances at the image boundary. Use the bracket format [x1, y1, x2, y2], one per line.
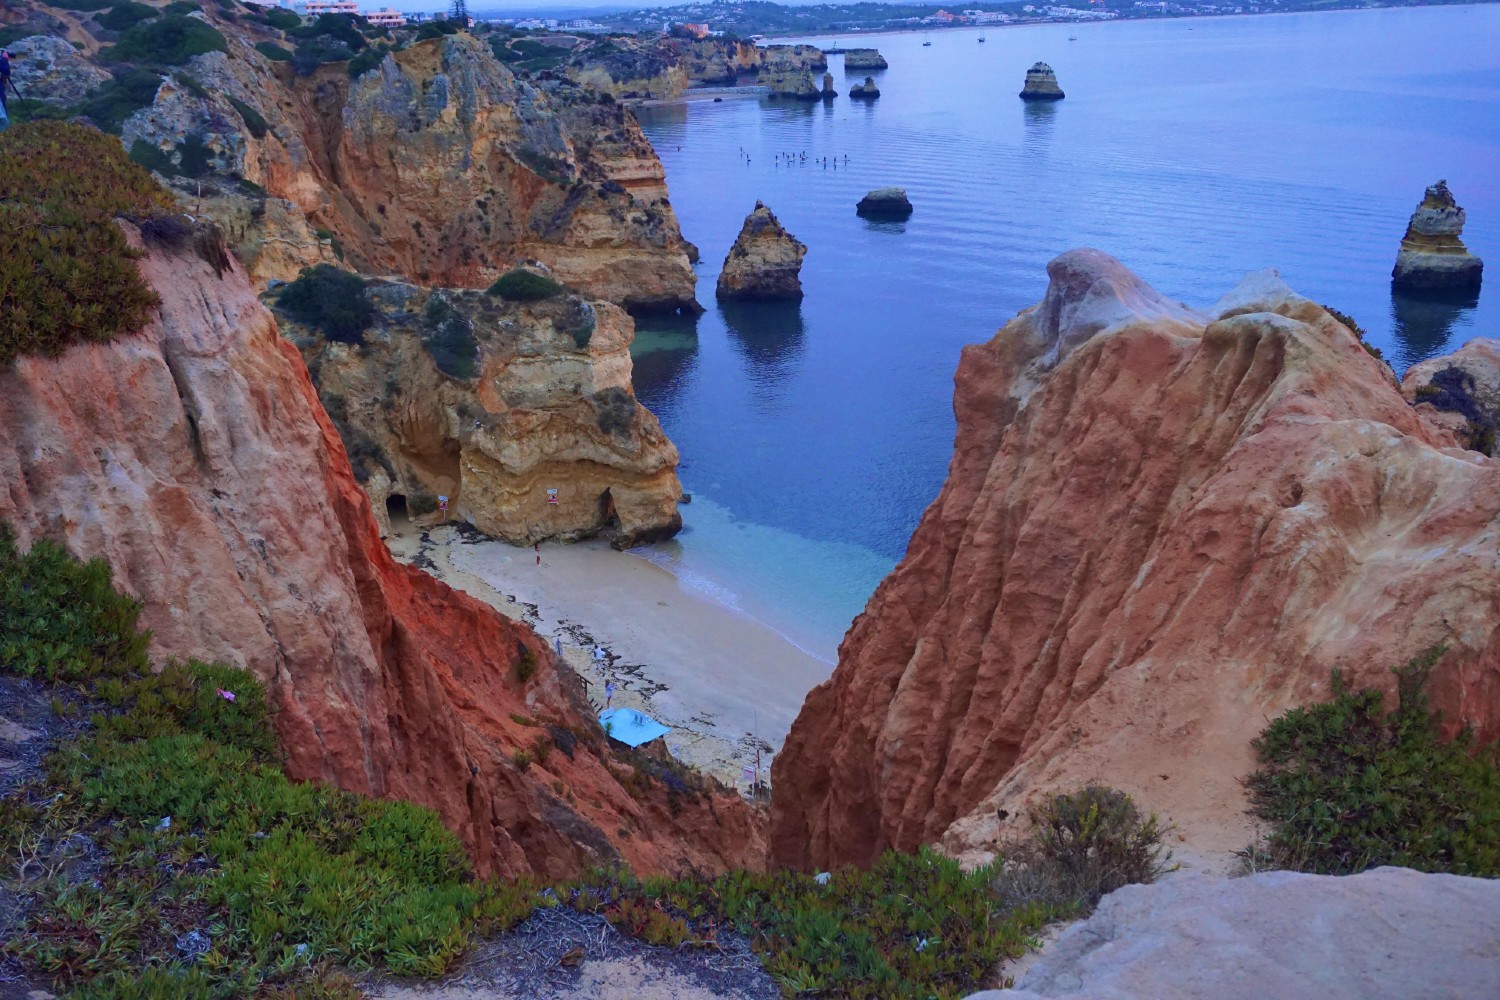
[387, 519, 831, 790]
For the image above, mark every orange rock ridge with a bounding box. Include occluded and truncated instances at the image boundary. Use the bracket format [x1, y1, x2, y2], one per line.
[0, 225, 761, 879]
[770, 249, 1500, 871]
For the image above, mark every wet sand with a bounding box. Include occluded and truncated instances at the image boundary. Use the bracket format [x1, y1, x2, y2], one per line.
[387, 521, 832, 790]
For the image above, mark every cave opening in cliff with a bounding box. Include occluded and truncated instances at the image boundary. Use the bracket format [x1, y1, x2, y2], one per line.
[598, 488, 620, 533]
[386, 494, 409, 531]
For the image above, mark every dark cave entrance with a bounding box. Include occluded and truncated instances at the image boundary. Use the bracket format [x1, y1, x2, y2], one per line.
[385, 494, 409, 533]
[598, 488, 620, 532]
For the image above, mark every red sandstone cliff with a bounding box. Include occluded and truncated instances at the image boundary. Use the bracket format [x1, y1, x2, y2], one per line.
[0, 224, 760, 878]
[770, 250, 1500, 871]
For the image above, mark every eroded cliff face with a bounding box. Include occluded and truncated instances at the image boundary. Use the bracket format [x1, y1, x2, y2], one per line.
[771, 250, 1500, 871]
[0, 225, 760, 879]
[117, 29, 698, 311]
[279, 280, 683, 547]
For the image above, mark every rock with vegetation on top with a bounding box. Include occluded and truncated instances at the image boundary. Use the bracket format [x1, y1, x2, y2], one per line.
[1019, 61, 1065, 100]
[971, 867, 1500, 1000]
[856, 187, 913, 219]
[850, 76, 881, 99]
[762, 67, 821, 100]
[1391, 179, 1484, 296]
[716, 202, 807, 301]
[1402, 337, 1500, 455]
[770, 249, 1500, 873]
[843, 48, 889, 70]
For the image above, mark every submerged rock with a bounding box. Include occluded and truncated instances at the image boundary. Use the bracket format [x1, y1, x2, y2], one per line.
[856, 187, 913, 219]
[1391, 180, 1484, 297]
[850, 76, 881, 100]
[1019, 61, 1065, 100]
[972, 867, 1500, 1000]
[770, 249, 1500, 872]
[844, 48, 889, 70]
[716, 202, 808, 300]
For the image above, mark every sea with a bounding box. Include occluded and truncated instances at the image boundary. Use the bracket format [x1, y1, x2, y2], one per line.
[628, 4, 1500, 664]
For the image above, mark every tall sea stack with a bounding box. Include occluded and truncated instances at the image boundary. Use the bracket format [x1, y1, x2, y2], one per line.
[1019, 61, 1065, 101]
[1392, 180, 1484, 297]
[821, 72, 838, 99]
[717, 202, 808, 300]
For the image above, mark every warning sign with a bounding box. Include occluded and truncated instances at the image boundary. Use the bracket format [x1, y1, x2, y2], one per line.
[547, 488, 559, 506]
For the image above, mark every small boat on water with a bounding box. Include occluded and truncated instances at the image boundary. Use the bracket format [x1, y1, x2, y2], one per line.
[978, 36, 986, 42]
[923, 38, 932, 46]
[1069, 35, 1078, 41]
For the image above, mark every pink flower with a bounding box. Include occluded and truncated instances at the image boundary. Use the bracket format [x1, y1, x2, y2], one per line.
[218, 689, 237, 702]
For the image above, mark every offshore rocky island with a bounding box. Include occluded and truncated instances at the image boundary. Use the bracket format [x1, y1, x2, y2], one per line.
[0, 1, 1497, 998]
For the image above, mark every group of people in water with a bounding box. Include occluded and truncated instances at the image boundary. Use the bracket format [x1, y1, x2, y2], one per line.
[738, 146, 853, 170]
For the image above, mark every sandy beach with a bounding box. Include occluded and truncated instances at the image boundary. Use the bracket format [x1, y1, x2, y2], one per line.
[387, 518, 832, 790]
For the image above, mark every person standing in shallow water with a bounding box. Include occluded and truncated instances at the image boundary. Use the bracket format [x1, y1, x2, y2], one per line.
[534, 542, 540, 566]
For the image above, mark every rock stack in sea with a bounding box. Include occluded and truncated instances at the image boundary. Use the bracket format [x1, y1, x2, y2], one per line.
[1019, 61, 1065, 101]
[716, 202, 808, 300]
[821, 72, 838, 99]
[850, 76, 881, 99]
[762, 68, 821, 100]
[844, 48, 889, 70]
[856, 187, 913, 219]
[1391, 180, 1484, 297]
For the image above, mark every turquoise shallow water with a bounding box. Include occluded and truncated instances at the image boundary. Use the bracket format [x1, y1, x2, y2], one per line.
[631, 5, 1500, 660]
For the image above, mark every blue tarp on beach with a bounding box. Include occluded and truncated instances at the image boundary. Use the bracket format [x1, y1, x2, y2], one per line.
[599, 707, 670, 748]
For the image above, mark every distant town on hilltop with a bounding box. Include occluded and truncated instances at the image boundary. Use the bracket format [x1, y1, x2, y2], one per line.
[282, 0, 1494, 37]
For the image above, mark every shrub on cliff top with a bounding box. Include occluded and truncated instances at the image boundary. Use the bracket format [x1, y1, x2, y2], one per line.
[276, 264, 375, 343]
[1244, 648, 1500, 876]
[489, 268, 564, 302]
[103, 14, 228, 67]
[0, 121, 174, 367]
[96, 0, 157, 31]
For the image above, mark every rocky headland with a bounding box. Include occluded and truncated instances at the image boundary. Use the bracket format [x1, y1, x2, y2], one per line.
[1020, 61, 1065, 100]
[843, 47, 890, 70]
[770, 249, 1500, 872]
[716, 202, 808, 300]
[850, 76, 882, 99]
[1391, 180, 1485, 297]
[0, 216, 760, 881]
[762, 66, 822, 99]
[275, 275, 684, 548]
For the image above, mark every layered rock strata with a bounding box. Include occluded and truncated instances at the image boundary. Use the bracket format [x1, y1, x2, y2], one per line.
[850, 76, 881, 99]
[843, 48, 889, 70]
[103, 26, 698, 311]
[0, 224, 761, 880]
[972, 867, 1500, 1000]
[771, 249, 1500, 871]
[277, 279, 683, 547]
[1391, 180, 1484, 296]
[856, 187, 913, 219]
[716, 202, 808, 300]
[1019, 61, 1064, 100]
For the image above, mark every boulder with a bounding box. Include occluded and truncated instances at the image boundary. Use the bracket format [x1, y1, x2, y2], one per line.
[856, 187, 913, 219]
[850, 76, 881, 100]
[1402, 337, 1500, 455]
[716, 202, 807, 301]
[1020, 61, 1065, 101]
[7, 35, 111, 105]
[970, 867, 1500, 1000]
[1391, 180, 1484, 297]
[843, 48, 889, 70]
[821, 72, 838, 99]
[769, 249, 1500, 872]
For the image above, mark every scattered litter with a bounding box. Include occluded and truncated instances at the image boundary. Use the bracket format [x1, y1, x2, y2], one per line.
[294, 943, 309, 957]
[814, 872, 831, 886]
[156, 816, 171, 830]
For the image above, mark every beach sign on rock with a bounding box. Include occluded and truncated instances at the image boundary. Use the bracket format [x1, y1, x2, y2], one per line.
[547, 488, 558, 505]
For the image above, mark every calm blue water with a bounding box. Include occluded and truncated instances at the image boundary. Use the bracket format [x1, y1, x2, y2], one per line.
[631, 5, 1500, 660]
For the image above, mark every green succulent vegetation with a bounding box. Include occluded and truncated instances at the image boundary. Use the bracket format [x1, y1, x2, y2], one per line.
[488, 268, 564, 302]
[275, 264, 375, 344]
[0, 532, 540, 997]
[1245, 647, 1500, 876]
[104, 14, 228, 66]
[228, 95, 269, 139]
[259, 4, 302, 29]
[1324, 305, 1386, 364]
[420, 294, 480, 379]
[0, 121, 175, 367]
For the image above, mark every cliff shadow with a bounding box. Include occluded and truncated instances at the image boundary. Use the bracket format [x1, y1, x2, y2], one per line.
[1389, 291, 1476, 371]
[719, 299, 807, 410]
[630, 311, 701, 409]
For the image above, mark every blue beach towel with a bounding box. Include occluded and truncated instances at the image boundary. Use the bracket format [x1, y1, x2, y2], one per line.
[599, 707, 670, 748]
